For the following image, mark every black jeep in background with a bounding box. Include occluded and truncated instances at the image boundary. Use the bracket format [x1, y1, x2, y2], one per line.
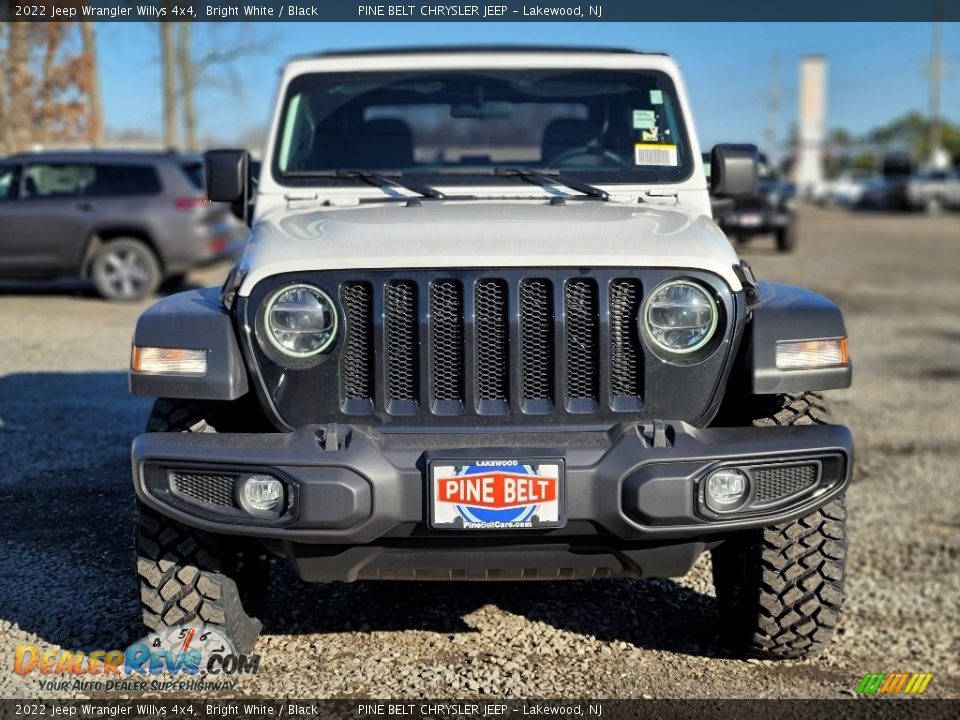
[705, 152, 797, 252]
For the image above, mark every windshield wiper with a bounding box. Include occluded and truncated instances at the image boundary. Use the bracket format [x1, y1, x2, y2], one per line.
[494, 168, 609, 201]
[282, 169, 446, 200]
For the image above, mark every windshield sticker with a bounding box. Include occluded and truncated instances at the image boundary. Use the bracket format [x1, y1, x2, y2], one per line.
[650, 89, 664, 105]
[632, 109, 657, 130]
[635, 143, 678, 167]
[640, 128, 660, 142]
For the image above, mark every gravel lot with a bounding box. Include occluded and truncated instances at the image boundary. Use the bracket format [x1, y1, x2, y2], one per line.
[1, 206, 958, 699]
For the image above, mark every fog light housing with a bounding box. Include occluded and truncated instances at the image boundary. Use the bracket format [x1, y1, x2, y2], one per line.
[240, 474, 284, 514]
[704, 468, 749, 512]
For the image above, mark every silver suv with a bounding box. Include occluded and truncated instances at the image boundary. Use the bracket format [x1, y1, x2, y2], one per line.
[0, 151, 246, 300]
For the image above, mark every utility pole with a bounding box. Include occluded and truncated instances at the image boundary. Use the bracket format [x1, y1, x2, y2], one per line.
[927, 14, 944, 166]
[764, 53, 781, 166]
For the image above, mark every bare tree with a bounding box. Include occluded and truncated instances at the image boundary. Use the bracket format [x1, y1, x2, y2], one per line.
[7, 21, 31, 152]
[176, 22, 197, 153]
[161, 21, 178, 149]
[174, 24, 275, 150]
[37, 23, 65, 146]
[80, 22, 103, 148]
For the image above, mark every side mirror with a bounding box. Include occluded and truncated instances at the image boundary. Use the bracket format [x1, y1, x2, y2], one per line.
[710, 144, 759, 198]
[205, 149, 250, 222]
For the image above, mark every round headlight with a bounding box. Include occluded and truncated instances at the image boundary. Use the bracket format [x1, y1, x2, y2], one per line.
[264, 284, 338, 357]
[642, 280, 718, 354]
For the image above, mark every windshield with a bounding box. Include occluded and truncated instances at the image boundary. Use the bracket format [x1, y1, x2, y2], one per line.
[273, 68, 694, 186]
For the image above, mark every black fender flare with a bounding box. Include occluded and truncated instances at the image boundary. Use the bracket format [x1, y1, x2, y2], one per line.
[130, 287, 248, 400]
[749, 281, 852, 394]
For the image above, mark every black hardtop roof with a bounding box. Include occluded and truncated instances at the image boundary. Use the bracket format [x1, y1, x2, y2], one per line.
[293, 45, 667, 61]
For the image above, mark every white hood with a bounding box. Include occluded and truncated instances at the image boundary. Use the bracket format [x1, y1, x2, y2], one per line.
[237, 199, 742, 296]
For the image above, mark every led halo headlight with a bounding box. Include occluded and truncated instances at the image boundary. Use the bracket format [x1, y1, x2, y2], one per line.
[263, 283, 338, 357]
[642, 279, 718, 355]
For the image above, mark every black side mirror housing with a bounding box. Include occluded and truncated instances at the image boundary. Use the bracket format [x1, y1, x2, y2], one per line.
[710, 144, 759, 198]
[205, 149, 250, 222]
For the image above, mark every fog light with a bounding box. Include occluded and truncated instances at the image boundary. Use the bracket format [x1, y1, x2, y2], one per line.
[704, 468, 749, 512]
[241, 474, 283, 512]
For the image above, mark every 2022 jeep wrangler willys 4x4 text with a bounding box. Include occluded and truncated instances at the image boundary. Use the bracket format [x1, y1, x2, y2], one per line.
[129, 47, 852, 658]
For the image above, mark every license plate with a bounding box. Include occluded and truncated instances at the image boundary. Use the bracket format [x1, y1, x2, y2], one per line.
[429, 459, 564, 530]
[739, 213, 763, 227]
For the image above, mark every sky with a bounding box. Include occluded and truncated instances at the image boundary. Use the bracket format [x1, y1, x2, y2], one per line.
[94, 22, 960, 150]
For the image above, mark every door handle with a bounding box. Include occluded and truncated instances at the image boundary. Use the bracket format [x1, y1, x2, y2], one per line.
[76, 201, 94, 212]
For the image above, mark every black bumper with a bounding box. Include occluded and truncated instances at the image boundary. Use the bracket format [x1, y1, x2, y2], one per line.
[132, 422, 852, 580]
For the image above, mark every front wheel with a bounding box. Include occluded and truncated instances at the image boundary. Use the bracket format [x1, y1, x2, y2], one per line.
[712, 497, 847, 659]
[135, 398, 268, 652]
[711, 390, 847, 658]
[135, 503, 265, 653]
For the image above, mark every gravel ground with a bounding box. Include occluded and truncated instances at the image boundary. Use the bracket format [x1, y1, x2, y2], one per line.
[0, 206, 958, 699]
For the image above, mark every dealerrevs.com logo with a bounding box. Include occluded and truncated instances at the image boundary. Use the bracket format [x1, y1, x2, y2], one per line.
[13, 625, 260, 692]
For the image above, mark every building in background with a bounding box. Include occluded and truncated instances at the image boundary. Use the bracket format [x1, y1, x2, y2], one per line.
[795, 55, 827, 196]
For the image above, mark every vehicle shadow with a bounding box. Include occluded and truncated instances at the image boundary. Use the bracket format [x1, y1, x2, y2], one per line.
[262, 565, 726, 659]
[0, 372, 150, 654]
[0, 371, 724, 660]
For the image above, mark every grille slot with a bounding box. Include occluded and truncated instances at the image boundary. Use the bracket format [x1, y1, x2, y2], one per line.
[754, 464, 818, 503]
[429, 280, 465, 410]
[385, 281, 419, 409]
[340, 282, 375, 408]
[520, 279, 554, 411]
[564, 279, 600, 409]
[609, 279, 643, 405]
[170, 472, 235, 508]
[475, 279, 509, 410]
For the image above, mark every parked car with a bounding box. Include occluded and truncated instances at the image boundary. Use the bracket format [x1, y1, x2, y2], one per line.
[0, 151, 247, 300]
[856, 175, 911, 211]
[129, 46, 853, 659]
[815, 169, 878, 207]
[705, 152, 797, 252]
[905, 168, 960, 214]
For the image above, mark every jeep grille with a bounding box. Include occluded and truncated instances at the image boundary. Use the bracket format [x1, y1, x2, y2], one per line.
[243, 269, 738, 430]
[340, 274, 644, 417]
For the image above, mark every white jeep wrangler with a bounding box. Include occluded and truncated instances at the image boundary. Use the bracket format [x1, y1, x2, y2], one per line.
[129, 47, 852, 658]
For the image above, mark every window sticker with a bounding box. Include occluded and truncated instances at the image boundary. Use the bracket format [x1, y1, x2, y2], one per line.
[632, 109, 657, 130]
[650, 89, 663, 105]
[634, 143, 678, 167]
[641, 128, 660, 142]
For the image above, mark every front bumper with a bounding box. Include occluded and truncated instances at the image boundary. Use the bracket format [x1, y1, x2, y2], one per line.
[132, 421, 852, 579]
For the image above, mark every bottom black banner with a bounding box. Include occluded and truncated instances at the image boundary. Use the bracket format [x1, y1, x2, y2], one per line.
[2, 700, 959, 720]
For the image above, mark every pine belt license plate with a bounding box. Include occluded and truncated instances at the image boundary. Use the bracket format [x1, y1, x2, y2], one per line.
[429, 459, 565, 530]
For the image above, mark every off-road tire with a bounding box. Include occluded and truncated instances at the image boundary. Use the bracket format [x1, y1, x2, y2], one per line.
[711, 391, 847, 659]
[776, 224, 797, 253]
[135, 398, 268, 653]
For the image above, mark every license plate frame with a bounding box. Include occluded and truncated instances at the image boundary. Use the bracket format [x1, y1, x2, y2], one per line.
[428, 458, 565, 531]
